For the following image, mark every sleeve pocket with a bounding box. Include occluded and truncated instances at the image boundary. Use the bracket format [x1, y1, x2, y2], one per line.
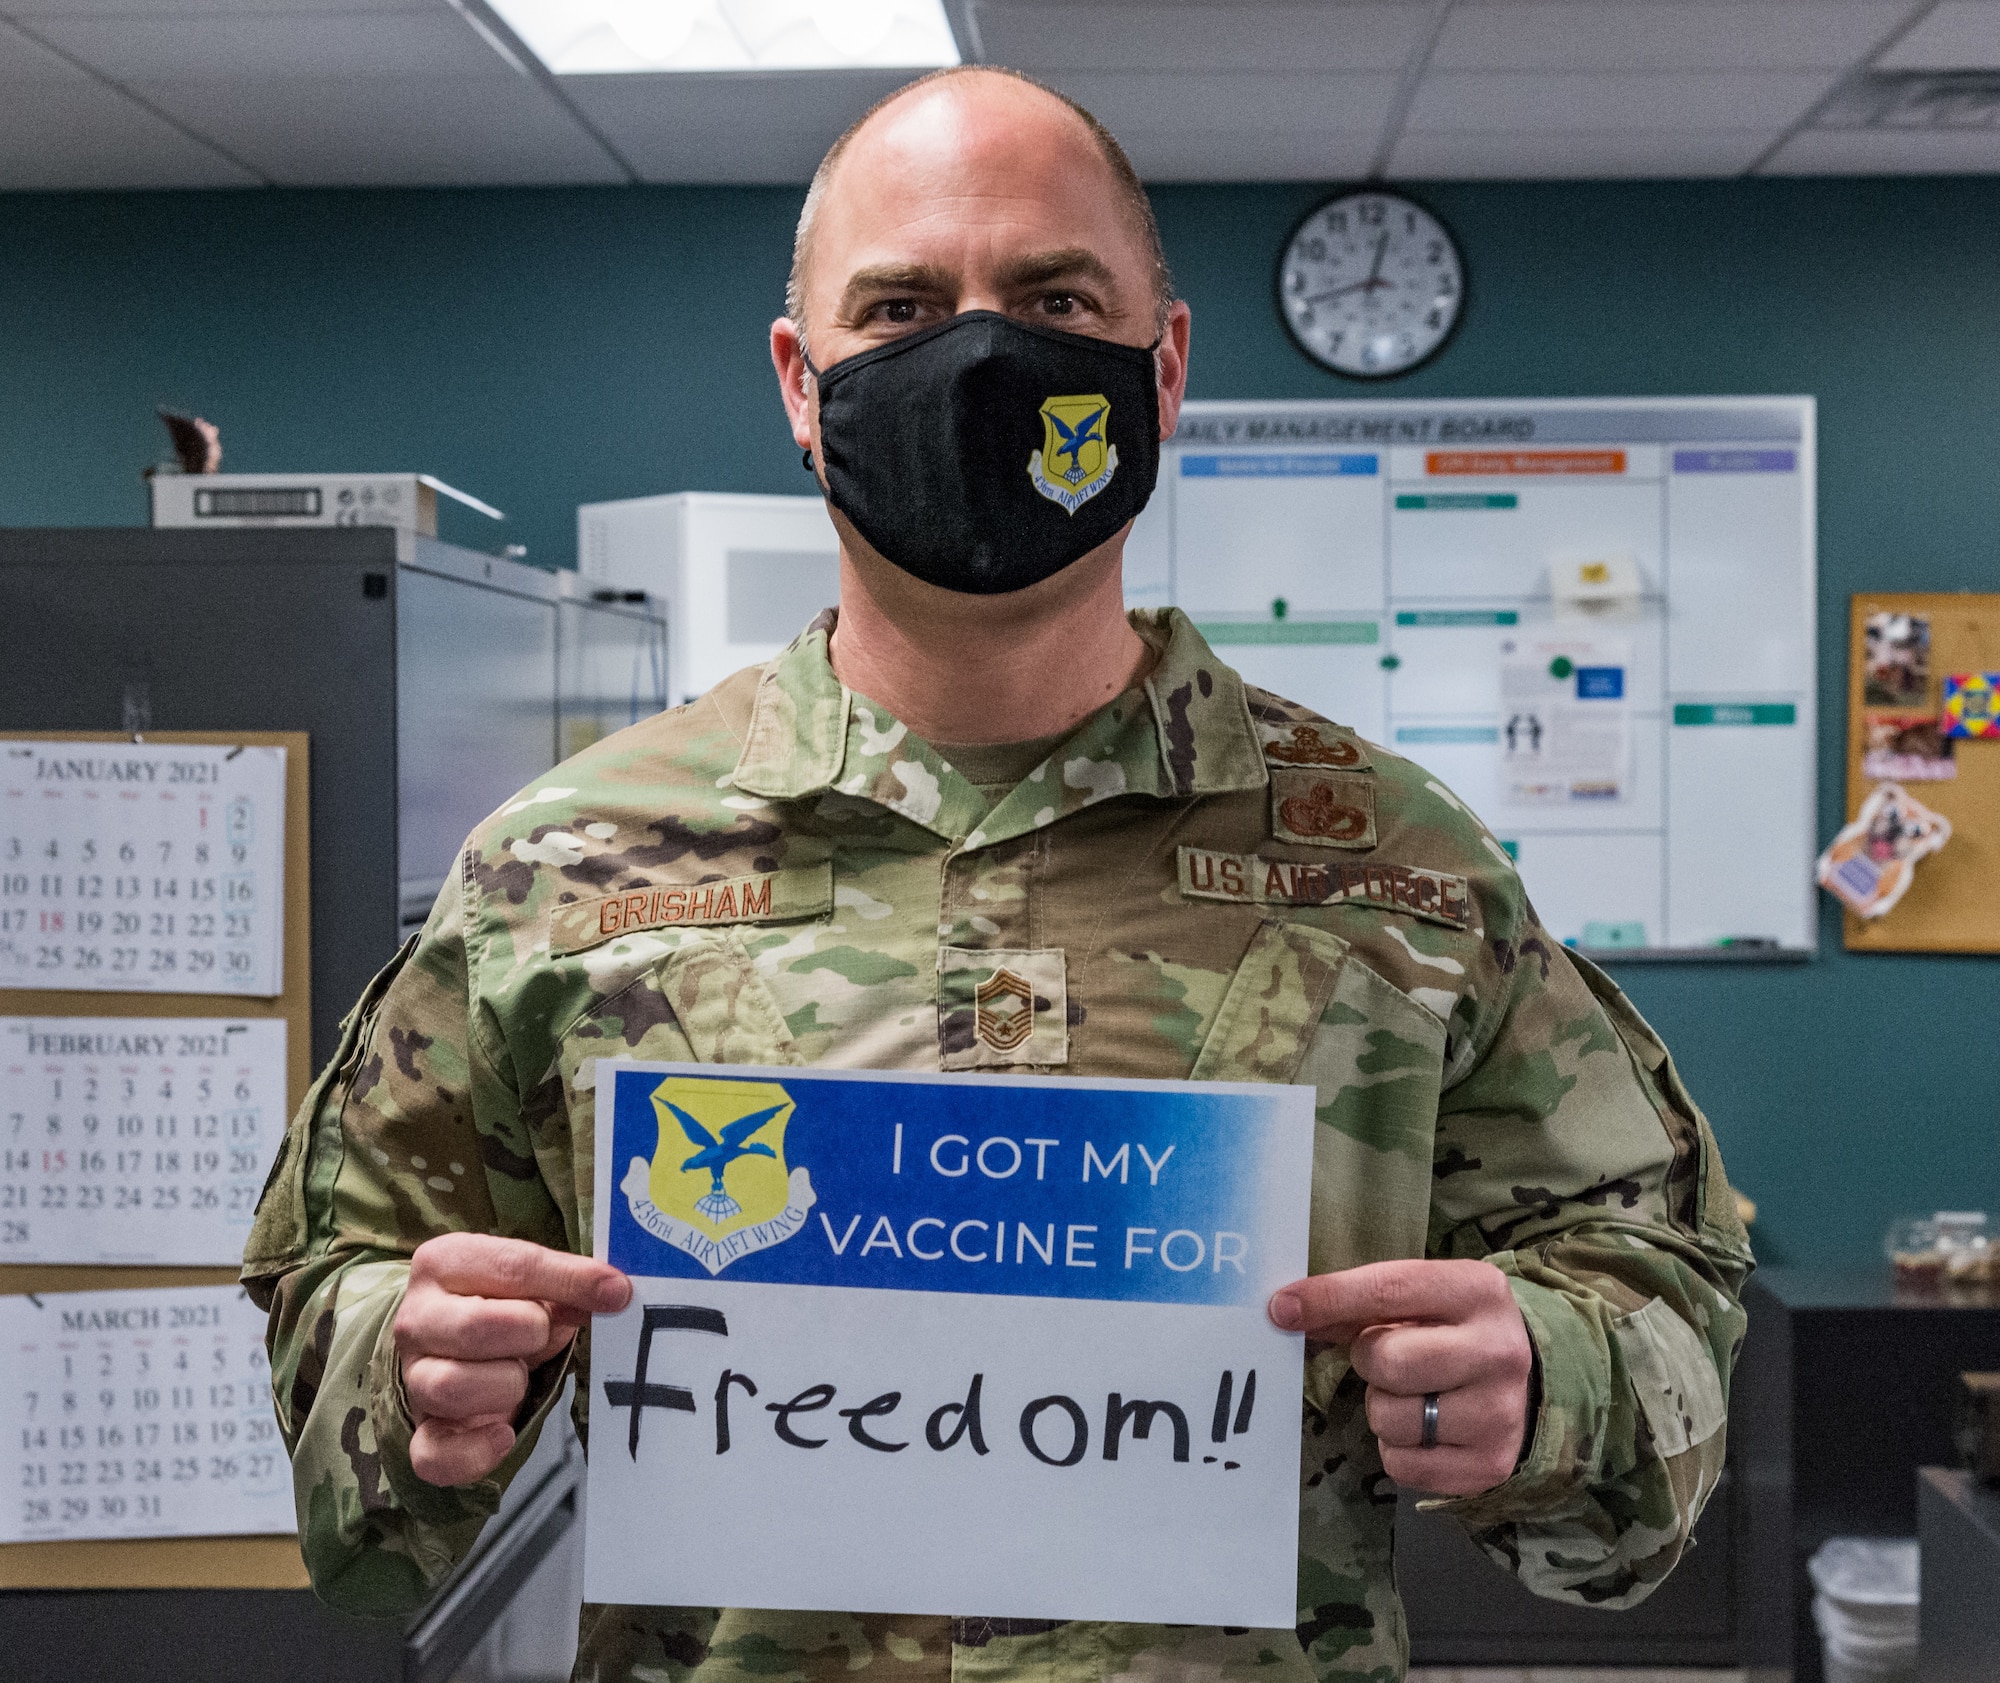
[1614, 1294, 1727, 1458]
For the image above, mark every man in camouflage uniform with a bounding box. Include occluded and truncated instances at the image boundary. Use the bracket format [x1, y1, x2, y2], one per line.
[245, 65, 1751, 1683]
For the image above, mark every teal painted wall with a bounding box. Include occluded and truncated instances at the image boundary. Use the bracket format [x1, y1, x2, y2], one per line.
[2, 178, 1995, 1268]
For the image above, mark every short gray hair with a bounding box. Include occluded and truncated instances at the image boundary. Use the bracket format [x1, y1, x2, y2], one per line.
[786, 65, 1176, 349]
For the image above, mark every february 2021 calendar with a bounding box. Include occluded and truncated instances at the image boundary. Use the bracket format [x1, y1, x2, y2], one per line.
[0, 741, 286, 997]
[0, 1017, 288, 1266]
[2, 1284, 292, 1544]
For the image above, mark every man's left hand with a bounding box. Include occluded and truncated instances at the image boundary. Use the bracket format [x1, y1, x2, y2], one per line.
[1269, 1259, 1534, 1496]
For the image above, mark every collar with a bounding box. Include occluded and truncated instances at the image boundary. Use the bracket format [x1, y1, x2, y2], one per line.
[730, 606, 1265, 845]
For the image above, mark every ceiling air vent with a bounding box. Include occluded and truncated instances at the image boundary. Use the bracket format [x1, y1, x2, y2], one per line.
[1813, 71, 2000, 130]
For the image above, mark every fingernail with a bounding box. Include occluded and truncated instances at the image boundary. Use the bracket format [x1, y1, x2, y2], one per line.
[597, 1274, 632, 1312]
[1268, 1291, 1302, 1331]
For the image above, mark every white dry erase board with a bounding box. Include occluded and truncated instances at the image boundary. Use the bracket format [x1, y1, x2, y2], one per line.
[587, 1063, 1312, 1629]
[1127, 398, 1818, 958]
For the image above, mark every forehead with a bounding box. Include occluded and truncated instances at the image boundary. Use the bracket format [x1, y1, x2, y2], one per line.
[810, 80, 1139, 281]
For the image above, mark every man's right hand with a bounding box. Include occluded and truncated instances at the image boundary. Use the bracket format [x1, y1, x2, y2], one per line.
[393, 1233, 632, 1487]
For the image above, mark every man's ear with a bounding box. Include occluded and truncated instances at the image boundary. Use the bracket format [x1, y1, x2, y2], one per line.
[770, 315, 816, 451]
[1154, 300, 1192, 442]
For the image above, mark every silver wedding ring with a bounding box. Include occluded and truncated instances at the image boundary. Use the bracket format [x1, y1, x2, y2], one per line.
[1420, 1391, 1441, 1450]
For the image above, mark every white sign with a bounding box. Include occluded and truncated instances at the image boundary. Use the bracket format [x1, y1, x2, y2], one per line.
[0, 1016, 287, 1264]
[1, 1283, 293, 1543]
[1500, 636, 1631, 805]
[586, 1064, 1312, 1628]
[0, 740, 287, 997]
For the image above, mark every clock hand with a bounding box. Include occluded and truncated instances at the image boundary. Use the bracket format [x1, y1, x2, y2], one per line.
[1362, 231, 1390, 291]
[1300, 279, 1377, 305]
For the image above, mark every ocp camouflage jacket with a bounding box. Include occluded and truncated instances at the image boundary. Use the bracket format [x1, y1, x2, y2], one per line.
[243, 607, 1753, 1683]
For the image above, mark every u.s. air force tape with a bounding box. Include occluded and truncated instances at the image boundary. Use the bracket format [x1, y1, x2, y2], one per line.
[551, 863, 833, 955]
[1177, 846, 1469, 930]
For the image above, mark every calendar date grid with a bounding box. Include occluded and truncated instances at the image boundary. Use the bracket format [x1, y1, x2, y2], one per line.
[12, 1314, 286, 1540]
[0, 789, 263, 987]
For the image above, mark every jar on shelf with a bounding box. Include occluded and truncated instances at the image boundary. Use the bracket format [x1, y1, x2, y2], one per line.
[1890, 1211, 1995, 1295]
[1886, 1215, 1943, 1291]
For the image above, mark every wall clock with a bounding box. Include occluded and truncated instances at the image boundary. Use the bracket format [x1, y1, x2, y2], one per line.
[1276, 190, 1465, 379]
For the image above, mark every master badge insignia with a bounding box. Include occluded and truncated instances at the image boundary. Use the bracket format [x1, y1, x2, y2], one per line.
[1028, 393, 1118, 513]
[1261, 722, 1369, 770]
[619, 1076, 816, 1275]
[974, 966, 1035, 1052]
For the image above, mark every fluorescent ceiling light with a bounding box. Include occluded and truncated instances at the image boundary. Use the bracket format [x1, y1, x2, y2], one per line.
[489, 0, 961, 73]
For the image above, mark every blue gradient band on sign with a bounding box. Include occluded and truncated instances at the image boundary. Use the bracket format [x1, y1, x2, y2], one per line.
[605, 1066, 1297, 1308]
[1180, 453, 1378, 477]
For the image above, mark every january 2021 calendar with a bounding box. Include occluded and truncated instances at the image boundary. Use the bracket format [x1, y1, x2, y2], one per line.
[0, 1016, 288, 1265]
[0, 740, 286, 997]
[2, 1284, 292, 1544]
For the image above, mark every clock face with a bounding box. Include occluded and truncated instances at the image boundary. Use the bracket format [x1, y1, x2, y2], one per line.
[1277, 192, 1464, 379]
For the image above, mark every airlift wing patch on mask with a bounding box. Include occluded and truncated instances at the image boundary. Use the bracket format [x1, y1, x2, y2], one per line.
[551, 864, 833, 955]
[1027, 393, 1118, 514]
[1178, 846, 1470, 930]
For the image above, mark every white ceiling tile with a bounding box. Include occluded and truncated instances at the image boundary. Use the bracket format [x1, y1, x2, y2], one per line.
[0, 14, 82, 76]
[1407, 68, 1834, 130]
[1041, 70, 1397, 134]
[1763, 124, 2000, 170]
[23, 8, 509, 81]
[1431, 2, 1922, 71]
[1113, 123, 1380, 180]
[1389, 126, 1772, 177]
[0, 54, 257, 185]
[562, 68, 915, 181]
[10, 0, 430, 13]
[1874, 0, 2000, 68]
[128, 73, 624, 182]
[969, 3, 1428, 73]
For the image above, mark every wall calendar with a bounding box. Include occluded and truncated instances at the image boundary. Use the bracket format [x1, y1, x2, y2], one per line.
[0, 741, 286, 998]
[1, 1284, 292, 1544]
[0, 1017, 288, 1266]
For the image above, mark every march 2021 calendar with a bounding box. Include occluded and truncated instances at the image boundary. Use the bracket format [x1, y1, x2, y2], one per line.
[0, 740, 286, 997]
[2, 1284, 292, 1544]
[0, 1017, 288, 1266]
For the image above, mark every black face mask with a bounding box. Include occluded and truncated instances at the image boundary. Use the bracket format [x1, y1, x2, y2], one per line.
[805, 310, 1161, 596]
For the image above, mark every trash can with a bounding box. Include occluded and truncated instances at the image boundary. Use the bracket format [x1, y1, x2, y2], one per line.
[1808, 1538, 1920, 1683]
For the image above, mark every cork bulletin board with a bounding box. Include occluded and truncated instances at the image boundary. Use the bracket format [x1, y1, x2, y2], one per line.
[0, 730, 312, 1589]
[1844, 595, 2000, 952]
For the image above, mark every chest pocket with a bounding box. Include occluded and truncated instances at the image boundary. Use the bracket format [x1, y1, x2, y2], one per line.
[1191, 918, 1445, 1411]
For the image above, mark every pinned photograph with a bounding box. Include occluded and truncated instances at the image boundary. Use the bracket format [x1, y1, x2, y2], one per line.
[1863, 611, 1931, 706]
[1862, 713, 1956, 781]
[1815, 782, 1952, 919]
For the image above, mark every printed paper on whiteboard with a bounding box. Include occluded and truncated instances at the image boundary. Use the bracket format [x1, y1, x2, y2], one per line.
[0, 740, 287, 997]
[586, 1063, 1313, 1628]
[1, 1283, 293, 1543]
[0, 1016, 288, 1264]
[1499, 637, 1631, 805]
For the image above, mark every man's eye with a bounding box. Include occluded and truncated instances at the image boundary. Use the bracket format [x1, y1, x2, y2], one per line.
[1041, 294, 1078, 315]
[878, 300, 919, 324]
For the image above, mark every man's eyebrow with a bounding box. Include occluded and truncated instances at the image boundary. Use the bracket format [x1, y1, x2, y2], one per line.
[997, 247, 1118, 292]
[834, 262, 956, 317]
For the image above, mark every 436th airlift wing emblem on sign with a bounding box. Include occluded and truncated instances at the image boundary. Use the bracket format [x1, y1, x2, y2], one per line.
[1027, 393, 1118, 513]
[974, 967, 1036, 1053]
[619, 1076, 817, 1275]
